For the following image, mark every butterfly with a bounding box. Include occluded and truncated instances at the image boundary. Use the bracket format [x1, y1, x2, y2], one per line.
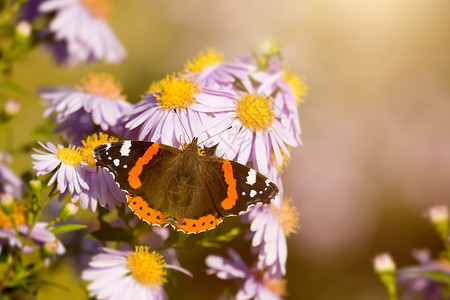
[93, 137, 278, 234]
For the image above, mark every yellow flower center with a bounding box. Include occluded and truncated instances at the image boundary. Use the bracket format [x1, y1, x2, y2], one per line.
[271, 197, 300, 237]
[80, 0, 112, 21]
[79, 133, 118, 166]
[235, 93, 274, 131]
[156, 74, 201, 109]
[57, 146, 82, 166]
[78, 73, 125, 100]
[262, 277, 288, 297]
[283, 71, 308, 104]
[126, 246, 167, 289]
[184, 48, 224, 73]
[0, 204, 28, 229]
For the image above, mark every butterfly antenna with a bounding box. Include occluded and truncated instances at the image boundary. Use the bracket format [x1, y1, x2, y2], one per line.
[174, 109, 192, 143]
[198, 126, 233, 146]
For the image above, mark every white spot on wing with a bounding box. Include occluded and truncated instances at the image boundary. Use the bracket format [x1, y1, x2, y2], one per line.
[250, 190, 257, 197]
[123, 165, 127, 168]
[242, 192, 246, 196]
[104, 143, 111, 151]
[246, 169, 257, 185]
[120, 141, 132, 156]
[265, 179, 271, 187]
[113, 159, 120, 166]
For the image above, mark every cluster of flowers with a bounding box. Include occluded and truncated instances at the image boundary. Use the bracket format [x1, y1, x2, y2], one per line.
[373, 205, 450, 300]
[27, 47, 306, 298]
[20, 0, 125, 65]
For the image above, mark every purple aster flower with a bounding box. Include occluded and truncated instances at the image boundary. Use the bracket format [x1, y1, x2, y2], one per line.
[0, 153, 24, 199]
[398, 249, 450, 300]
[41, 73, 131, 143]
[122, 73, 235, 148]
[252, 56, 307, 145]
[82, 246, 192, 300]
[32, 141, 88, 195]
[184, 48, 255, 88]
[206, 248, 286, 300]
[75, 133, 127, 211]
[243, 176, 299, 279]
[202, 80, 298, 176]
[0, 203, 65, 257]
[34, 0, 126, 65]
[32, 133, 126, 212]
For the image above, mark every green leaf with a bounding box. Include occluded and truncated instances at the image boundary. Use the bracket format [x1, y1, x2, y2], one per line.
[50, 224, 87, 234]
[0, 80, 28, 96]
[88, 227, 133, 242]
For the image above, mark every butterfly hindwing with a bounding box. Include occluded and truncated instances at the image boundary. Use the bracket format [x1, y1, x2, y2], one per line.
[200, 157, 279, 216]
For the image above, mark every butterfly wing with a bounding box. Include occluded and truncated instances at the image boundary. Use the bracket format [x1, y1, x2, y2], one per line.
[94, 141, 180, 227]
[94, 141, 223, 233]
[200, 157, 279, 216]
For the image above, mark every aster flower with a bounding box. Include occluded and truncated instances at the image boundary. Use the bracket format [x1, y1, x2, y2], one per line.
[184, 48, 254, 88]
[252, 56, 307, 145]
[0, 202, 65, 256]
[31, 0, 126, 65]
[0, 153, 24, 199]
[122, 73, 236, 148]
[243, 177, 299, 279]
[32, 133, 126, 212]
[82, 246, 192, 300]
[398, 249, 450, 300]
[206, 248, 286, 300]
[202, 80, 298, 176]
[75, 132, 127, 211]
[32, 141, 88, 195]
[41, 73, 131, 143]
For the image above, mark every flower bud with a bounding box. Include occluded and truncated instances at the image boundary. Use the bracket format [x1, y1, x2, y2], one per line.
[427, 205, 449, 241]
[57, 202, 78, 221]
[29, 179, 42, 194]
[0, 193, 15, 216]
[373, 253, 396, 273]
[16, 21, 32, 38]
[4, 99, 20, 115]
[373, 253, 397, 299]
[42, 240, 60, 257]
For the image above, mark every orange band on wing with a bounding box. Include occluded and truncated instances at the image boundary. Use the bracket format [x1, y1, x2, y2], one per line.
[174, 214, 223, 233]
[128, 144, 160, 189]
[127, 195, 169, 226]
[220, 160, 238, 210]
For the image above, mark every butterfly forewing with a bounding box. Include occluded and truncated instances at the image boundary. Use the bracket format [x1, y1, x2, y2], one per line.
[200, 157, 279, 216]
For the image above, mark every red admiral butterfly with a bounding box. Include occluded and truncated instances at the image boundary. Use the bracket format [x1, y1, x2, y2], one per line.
[93, 138, 279, 234]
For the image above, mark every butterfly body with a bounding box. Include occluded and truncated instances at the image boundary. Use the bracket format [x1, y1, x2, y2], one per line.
[93, 138, 278, 234]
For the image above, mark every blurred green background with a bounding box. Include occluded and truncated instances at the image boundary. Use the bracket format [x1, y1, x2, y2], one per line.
[4, 0, 450, 299]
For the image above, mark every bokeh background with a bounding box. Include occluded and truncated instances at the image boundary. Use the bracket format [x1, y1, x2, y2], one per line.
[5, 0, 450, 299]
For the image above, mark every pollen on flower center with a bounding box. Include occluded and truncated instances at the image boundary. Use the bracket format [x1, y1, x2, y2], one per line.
[0, 204, 28, 229]
[184, 48, 224, 73]
[236, 93, 274, 131]
[79, 133, 118, 166]
[126, 246, 167, 289]
[78, 73, 125, 100]
[57, 146, 82, 166]
[156, 74, 201, 109]
[80, 0, 112, 20]
[271, 197, 299, 237]
[283, 70, 308, 104]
